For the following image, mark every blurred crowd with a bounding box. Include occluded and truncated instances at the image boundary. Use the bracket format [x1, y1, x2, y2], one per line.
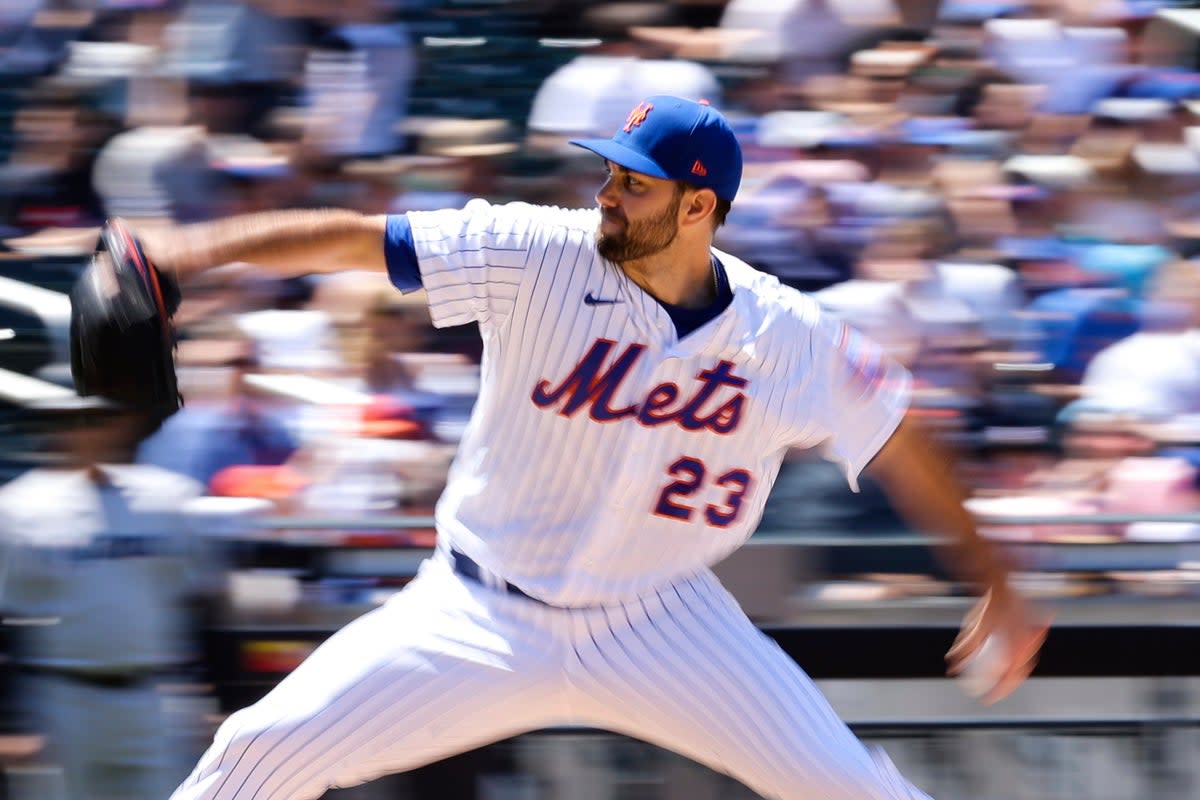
[3, 0, 1200, 564]
[2, 1, 1200, 797]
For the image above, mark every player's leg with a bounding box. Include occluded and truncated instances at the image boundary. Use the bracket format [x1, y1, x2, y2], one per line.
[170, 556, 569, 800]
[565, 569, 934, 800]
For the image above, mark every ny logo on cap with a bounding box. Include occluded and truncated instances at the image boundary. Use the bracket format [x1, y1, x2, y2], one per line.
[623, 102, 653, 133]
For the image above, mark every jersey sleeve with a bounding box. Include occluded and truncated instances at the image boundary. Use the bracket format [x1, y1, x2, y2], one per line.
[805, 314, 912, 491]
[398, 199, 539, 330]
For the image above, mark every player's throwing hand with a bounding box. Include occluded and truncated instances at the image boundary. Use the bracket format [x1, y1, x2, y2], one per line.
[946, 584, 1053, 704]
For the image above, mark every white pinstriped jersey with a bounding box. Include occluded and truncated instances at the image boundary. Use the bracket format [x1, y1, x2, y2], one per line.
[406, 199, 911, 606]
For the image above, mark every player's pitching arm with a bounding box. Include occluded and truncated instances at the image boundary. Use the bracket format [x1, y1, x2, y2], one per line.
[138, 210, 390, 279]
[865, 415, 1051, 704]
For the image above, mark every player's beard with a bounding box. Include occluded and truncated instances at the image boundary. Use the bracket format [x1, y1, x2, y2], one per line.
[597, 190, 682, 264]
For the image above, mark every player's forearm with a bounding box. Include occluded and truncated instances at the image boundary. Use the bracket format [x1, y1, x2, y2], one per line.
[141, 209, 389, 280]
[911, 485, 1014, 594]
[867, 417, 1014, 592]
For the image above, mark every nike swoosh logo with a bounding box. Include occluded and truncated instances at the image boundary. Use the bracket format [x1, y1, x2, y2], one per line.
[584, 292, 623, 306]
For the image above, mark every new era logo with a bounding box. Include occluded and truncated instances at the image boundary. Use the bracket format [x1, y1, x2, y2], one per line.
[691, 160, 708, 177]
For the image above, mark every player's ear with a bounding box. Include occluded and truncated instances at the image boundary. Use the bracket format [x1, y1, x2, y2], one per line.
[682, 188, 718, 229]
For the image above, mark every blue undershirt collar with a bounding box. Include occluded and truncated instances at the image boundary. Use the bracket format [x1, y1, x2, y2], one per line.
[656, 255, 733, 339]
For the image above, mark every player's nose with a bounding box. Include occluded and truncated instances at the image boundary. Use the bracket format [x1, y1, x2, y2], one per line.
[596, 177, 620, 208]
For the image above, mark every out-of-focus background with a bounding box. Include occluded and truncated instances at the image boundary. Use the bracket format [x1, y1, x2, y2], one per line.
[1, 0, 1200, 798]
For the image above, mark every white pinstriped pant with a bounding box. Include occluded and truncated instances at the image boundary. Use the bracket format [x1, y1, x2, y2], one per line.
[171, 554, 933, 800]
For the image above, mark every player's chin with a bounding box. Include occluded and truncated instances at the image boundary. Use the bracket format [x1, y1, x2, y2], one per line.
[596, 233, 627, 262]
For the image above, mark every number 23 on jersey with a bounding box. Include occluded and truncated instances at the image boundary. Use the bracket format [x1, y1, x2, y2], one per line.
[530, 337, 755, 528]
[655, 456, 752, 528]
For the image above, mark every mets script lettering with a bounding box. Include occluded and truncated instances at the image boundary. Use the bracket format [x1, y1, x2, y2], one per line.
[531, 339, 747, 434]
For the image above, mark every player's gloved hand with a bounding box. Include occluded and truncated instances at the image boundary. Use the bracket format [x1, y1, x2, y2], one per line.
[68, 218, 183, 426]
[944, 581, 1052, 705]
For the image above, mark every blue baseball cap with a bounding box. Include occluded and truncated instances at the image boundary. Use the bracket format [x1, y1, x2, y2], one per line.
[570, 96, 743, 202]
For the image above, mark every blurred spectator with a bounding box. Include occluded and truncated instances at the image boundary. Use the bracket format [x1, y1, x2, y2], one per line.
[934, 260, 1030, 347]
[0, 0, 44, 40]
[137, 336, 298, 488]
[91, 120, 216, 222]
[234, 275, 340, 372]
[207, 135, 300, 215]
[395, 117, 519, 210]
[295, 3, 414, 163]
[0, 95, 116, 232]
[195, 277, 469, 519]
[1, 4, 91, 79]
[1062, 312, 1200, 422]
[0, 397, 218, 800]
[310, 278, 479, 439]
[1058, 258, 1200, 422]
[286, 392, 452, 517]
[88, 72, 225, 223]
[88, 0, 303, 225]
[716, 0, 894, 82]
[527, 30, 722, 146]
[956, 258, 1200, 544]
[964, 431, 1061, 496]
[358, 290, 438, 394]
[1025, 287, 1143, 383]
[4, 0, 1200, 606]
[160, 0, 305, 137]
[717, 155, 865, 290]
[983, 18, 1140, 115]
[204, 384, 453, 521]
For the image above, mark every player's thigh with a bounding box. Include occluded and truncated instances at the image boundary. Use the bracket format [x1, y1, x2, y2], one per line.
[567, 572, 932, 800]
[174, 558, 566, 800]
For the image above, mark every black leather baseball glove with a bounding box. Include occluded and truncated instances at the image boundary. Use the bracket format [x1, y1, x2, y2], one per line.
[69, 219, 182, 427]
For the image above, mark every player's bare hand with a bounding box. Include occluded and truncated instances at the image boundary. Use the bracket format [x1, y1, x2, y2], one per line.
[945, 583, 1051, 704]
[122, 220, 177, 273]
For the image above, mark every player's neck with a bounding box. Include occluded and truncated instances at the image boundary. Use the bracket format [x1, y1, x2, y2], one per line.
[619, 240, 717, 309]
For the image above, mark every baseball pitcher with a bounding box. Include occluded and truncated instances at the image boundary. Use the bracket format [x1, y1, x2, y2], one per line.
[100, 96, 1047, 800]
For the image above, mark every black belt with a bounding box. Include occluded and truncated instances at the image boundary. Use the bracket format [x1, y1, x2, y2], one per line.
[448, 548, 539, 602]
[18, 665, 170, 690]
